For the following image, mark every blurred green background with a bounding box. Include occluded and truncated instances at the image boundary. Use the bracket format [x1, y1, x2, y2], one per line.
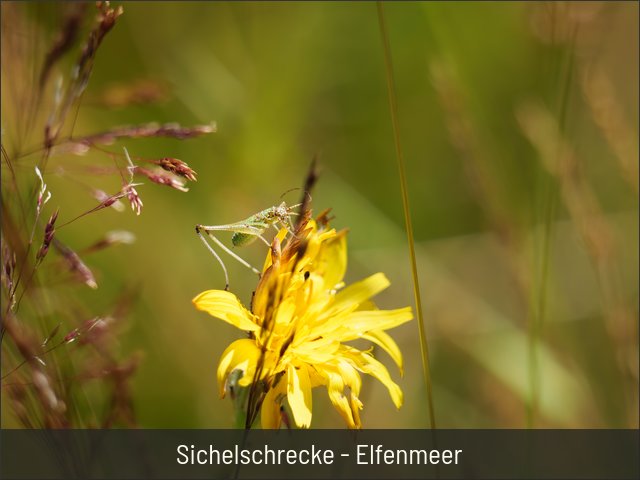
[1, 1, 638, 428]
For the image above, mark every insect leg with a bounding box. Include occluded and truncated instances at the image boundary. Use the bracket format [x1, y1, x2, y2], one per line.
[257, 234, 270, 247]
[208, 233, 261, 276]
[273, 220, 298, 239]
[196, 227, 230, 290]
[278, 215, 299, 239]
[198, 223, 264, 236]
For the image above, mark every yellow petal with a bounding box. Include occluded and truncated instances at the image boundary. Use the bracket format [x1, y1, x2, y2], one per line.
[290, 337, 340, 364]
[318, 364, 358, 428]
[342, 346, 403, 409]
[356, 299, 378, 311]
[313, 306, 412, 343]
[261, 374, 287, 429]
[274, 296, 296, 327]
[217, 339, 261, 398]
[193, 290, 259, 332]
[361, 329, 404, 375]
[335, 359, 362, 395]
[329, 273, 390, 316]
[349, 392, 363, 429]
[307, 365, 326, 388]
[287, 363, 312, 428]
[338, 307, 413, 339]
[314, 232, 347, 290]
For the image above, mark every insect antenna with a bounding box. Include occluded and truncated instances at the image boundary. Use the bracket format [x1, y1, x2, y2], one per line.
[279, 188, 312, 209]
[279, 187, 301, 199]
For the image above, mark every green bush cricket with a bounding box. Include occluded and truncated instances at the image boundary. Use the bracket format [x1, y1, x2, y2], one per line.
[195, 201, 302, 290]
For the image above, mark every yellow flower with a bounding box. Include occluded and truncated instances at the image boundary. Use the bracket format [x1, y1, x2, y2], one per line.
[192, 213, 413, 429]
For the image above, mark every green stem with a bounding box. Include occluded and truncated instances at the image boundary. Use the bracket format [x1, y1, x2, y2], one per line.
[376, 1, 436, 429]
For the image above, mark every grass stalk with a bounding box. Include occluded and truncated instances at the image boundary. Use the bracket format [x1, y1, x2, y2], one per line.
[527, 25, 578, 428]
[376, 1, 436, 429]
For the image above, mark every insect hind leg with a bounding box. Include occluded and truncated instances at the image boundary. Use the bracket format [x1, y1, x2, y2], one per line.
[257, 234, 271, 247]
[196, 226, 230, 290]
[207, 232, 261, 276]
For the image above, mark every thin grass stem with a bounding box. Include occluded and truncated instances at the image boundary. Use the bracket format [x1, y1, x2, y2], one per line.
[527, 24, 578, 428]
[376, 1, 436, 429]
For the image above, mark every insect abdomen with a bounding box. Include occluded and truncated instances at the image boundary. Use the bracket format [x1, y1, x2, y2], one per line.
[232, 232, 257, 247]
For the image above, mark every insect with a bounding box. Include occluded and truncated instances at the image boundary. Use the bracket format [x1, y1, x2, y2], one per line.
[195, 201, 301, 290]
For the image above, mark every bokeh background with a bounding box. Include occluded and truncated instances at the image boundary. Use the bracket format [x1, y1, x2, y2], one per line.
[1, 1, 638, 428]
